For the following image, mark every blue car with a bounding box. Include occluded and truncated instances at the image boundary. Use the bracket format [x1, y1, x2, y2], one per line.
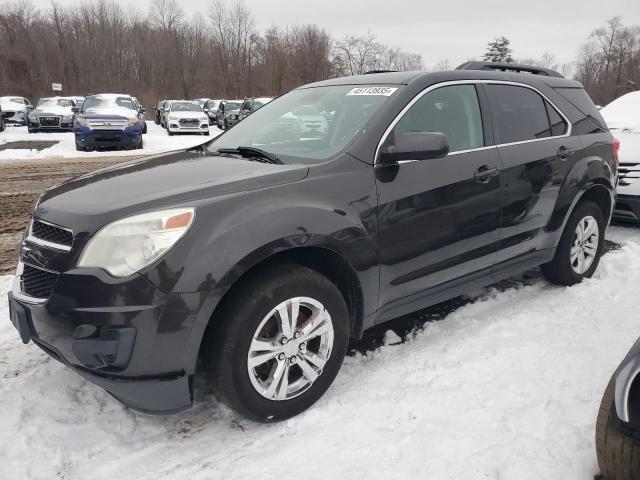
[73, 94, 145, 151]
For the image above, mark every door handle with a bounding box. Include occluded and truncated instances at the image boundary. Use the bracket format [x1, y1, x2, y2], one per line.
[474, 165, 499, 183]
[557, 146, 575, 159]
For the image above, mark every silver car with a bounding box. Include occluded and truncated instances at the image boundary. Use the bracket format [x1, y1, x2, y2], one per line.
[28, 97, 76, 132]
[0, 96, 33, 126]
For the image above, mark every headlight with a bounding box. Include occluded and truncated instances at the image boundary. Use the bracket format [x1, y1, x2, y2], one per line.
[75, 116, 89, 127]
[29, 114, 37, 121]
[77, 208, 195, 277]
[200, 116, 208, 122]
[231, 114, 237, 120]
[62, 115, 74, 122]
[127, 116, 139, 127]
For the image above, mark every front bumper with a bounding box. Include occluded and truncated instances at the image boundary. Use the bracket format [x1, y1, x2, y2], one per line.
[613, 194, 640, 223]
[167, 121, 209, 133]
[74, 126, 142, 149]
[8, 261, 218, 414]
[29, 117, 74, 131]
[2, 110, 27, 125]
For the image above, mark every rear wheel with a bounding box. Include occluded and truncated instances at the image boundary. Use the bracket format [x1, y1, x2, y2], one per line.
[596, 375, 640, 479]
[542, 200, 605, 286]
[142, 121, 147, 134]
[203, 265, 349, 422]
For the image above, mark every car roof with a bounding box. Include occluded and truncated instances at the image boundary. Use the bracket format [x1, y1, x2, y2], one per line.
[301, 69, 581, 90]
[86, 93, 133, 99]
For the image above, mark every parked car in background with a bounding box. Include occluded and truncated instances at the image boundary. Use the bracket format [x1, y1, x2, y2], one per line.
[131, 97, 148, 134]
[70, 96, 85, 109]
[27, 97, 76, 133]
[160, 100, 174, 129]
[8, 63, 616, 422]
[203, 99, 222, 125]
[289, 104, 329, 137]
[0, 105, 5, 132]
[0, 96, 33, 126]
[596, 336, 640, 479]
[194, 98, 210, 108]
[601, 91, 640, 222]
[73, 93, 145, 151]
[154, 100, 166, 125]
[165, 100, 209, 136]
[238, 97, 273, 121]
[213, 100, 227, 129]
[221, 99, 243, 129]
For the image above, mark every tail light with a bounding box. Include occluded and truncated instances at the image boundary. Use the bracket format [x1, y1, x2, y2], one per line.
[612, 136, 620, 167]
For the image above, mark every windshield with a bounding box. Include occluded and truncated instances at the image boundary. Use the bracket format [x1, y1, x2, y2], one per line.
[82, 96, 136, 113]
[171, 102, 202, 112]
[226, 101, 242, 111]
[37, 98, 73, 108]
[208, 85, 401, 163]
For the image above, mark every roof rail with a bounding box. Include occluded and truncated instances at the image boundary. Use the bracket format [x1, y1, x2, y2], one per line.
[363, 69, 398, 75]
[455, 61, 564, 78]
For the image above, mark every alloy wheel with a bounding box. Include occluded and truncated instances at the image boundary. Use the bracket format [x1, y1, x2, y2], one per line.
[570, 215, 599, 274]
[247, 296, 334, 401]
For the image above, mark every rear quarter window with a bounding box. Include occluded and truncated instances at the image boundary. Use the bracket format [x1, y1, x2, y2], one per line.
[554, 87, 606, 133]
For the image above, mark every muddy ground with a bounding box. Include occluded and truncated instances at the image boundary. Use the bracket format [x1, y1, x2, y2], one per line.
[0, 156, 141, 275]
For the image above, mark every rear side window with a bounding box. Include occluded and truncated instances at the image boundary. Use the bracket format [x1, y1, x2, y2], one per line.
[554, 87, 606, 132]
[485, 84, 552, 144]
[546, 101, 568, 136]
[393, 84, 484, 153]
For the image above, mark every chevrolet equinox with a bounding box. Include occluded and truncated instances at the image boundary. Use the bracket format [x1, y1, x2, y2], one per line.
[8, 62, 617, 421]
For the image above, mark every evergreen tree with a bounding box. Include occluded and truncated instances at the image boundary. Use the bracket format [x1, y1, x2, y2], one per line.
[483, 37, 513, 63]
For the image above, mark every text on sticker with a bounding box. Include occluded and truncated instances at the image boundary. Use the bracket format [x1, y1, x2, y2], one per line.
[347, 87, 398, 96]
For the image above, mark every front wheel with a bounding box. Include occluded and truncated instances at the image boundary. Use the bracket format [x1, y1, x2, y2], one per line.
[542, 200, 605, 286]
[203, 265, 349, 422]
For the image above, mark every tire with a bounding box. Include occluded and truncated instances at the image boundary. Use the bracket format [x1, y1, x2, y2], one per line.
[203, 265, 349, 422]
[203, 131, 210, 136]
[28, 128, 36, 134]
[142, 121, 147, 134]
[223, 120, 228, 130]
[542, 200, 605, 286]
[168, 130, 174, 136]
[137, 138, 144, 149]
[596, 375, 640, 479]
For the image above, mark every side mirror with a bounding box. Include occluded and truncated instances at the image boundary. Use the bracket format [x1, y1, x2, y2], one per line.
[71, 106, 80, 113]
[203, 108, 209, 112]
[139, 107, 146, 114]
[379, 132, 449, 163]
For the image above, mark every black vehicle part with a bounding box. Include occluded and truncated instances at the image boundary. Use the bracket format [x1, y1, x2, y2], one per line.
[541, 200, 605, 285]
[596, 375, 640, 480]
[456, 61, 564, 78]
[72, 326, 136, 369]
[203, 264, 349, 422]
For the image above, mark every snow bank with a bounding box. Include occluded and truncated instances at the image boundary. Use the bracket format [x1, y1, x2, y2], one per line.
[0, 123, 219, 161]
[0, 226, 639, 479]
[601, 91, 640, 132]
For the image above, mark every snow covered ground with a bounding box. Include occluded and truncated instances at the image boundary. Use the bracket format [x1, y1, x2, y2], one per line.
[0, 122, 219, 161]
[0, 225, 639, 480]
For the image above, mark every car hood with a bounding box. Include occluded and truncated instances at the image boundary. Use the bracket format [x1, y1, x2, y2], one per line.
[79, 107, 137, 119]
[35, 149, 309, 235]
[0, 100, 26, 111]
[612, 130, 640, 164]
[34, 106, 73, 115]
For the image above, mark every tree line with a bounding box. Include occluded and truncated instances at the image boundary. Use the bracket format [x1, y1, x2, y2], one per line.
[0, 0, 638, 108]
[0, 0, 422, 107]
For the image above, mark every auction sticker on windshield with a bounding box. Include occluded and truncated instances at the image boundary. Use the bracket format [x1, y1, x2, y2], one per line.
[347, 87, 398, 96]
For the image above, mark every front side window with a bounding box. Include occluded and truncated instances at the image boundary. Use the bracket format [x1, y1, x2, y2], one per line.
[390, 84, 484, 153]
[485, 84, 553, 144]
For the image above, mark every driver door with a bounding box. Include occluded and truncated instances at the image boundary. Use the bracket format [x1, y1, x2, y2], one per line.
[375, 83, 502, 310]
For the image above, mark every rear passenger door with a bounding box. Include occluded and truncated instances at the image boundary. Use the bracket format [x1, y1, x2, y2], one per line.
[482, 83, 581, 264]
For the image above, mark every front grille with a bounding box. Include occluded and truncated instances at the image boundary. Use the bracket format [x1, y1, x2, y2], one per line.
[31, 220, 73, 247]
[21, 265, 58, 298]
[39, 116, 60, 127]
[619, 163, 640, 187]
[179, 118, 199, 127]
[88, 119, 127, 130]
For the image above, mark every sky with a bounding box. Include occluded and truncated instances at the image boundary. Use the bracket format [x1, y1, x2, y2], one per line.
[29, 0, 640, 69]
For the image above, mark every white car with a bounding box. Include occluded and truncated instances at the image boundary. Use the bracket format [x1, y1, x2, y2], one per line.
[0, 96, 33, 126]
[165, 100, 210, 136]
[601, 91, 640, 222]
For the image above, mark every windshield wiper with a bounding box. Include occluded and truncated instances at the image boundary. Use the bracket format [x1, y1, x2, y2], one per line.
[215, 146, 283, 164]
